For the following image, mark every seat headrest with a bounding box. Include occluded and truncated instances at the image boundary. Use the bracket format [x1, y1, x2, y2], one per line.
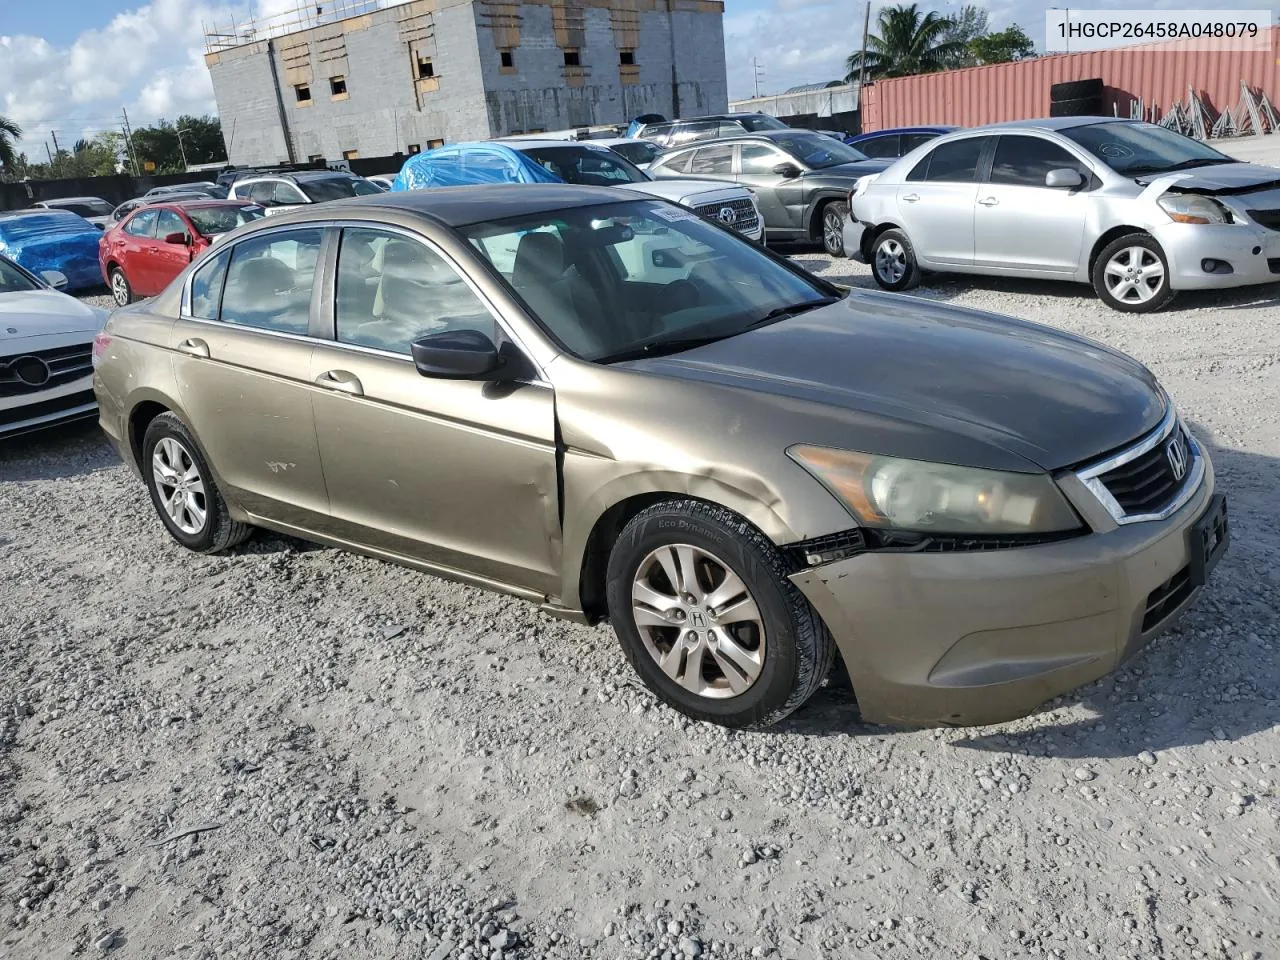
[511, 232, 565, 287]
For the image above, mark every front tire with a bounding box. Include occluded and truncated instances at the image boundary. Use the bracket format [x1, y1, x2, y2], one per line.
[870, 227, 921, 291]
[109, 266, 133, 306]
[1091, 232, 1175, 312]
[605, 500, 834, 728]
[142, 413, 252, 553]
[820, 202, 848, 257]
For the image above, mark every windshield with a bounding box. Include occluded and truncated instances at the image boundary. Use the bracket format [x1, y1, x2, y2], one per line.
[48, 200, 112, 217]
[461, 199, 834, 362]
[740, 115, 789, 132]
[0, 257, 39, 293]
[772, 133, 869, 168]
[1062, 121, 1233, 175]
[519, 146, 649, 185]
[186, 205, 266, 237]
[299, 177, 382, 202]
[609, 141, 659, 167]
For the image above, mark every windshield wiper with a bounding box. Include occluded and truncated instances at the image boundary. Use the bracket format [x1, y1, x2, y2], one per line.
[747, 296, 842, 328]
[1127, 158, 1232, 176]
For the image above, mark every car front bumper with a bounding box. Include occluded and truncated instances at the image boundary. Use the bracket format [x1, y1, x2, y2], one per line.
[1153, 220, 1280, 290]
[842, 218, 866, 261]
[0, 375, 98, 440]
[791, 459, 1223, 727]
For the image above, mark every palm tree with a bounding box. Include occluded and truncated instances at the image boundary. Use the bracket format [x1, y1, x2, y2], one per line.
[846, 3, 968, 82]
[0, 115, 21, 172]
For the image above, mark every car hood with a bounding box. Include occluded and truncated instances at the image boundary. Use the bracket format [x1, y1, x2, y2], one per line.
[621, 179, 751, 205]
[1136, 161, 1280, 195]
[0, 289, 107, 339]
[804, 159, 894, 180]
[626, 291, 1165, 472]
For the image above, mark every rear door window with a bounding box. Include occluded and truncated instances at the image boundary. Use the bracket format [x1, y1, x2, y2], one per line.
[909, 137, 988, 182]
[858, 134, 901, 159]
[219, 228, 323, 334]
[689, 144, 734, 176]
[652, 150, 693, 175]
[188, 249, 230, 320]
[124, 209, 159, 238]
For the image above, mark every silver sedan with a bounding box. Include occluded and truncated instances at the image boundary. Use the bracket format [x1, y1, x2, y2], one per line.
[845, 117, 1280, 312]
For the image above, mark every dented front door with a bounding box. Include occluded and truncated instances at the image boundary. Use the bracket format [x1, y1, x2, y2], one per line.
[307, 342, 561, 596]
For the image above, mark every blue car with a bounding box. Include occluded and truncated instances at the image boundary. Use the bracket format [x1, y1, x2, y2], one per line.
[0, 210, 105, 291]
[845, 125, 959, 159]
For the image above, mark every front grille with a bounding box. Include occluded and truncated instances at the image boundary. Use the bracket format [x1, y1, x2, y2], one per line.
[0, 343, 94, 397]
[1142, 564, 1193, 632]
[1095, 425, 1191, 516]
[1246, 208, 1280, 231]
[692, 198, 760, 236]
[0, 388, 97, 429]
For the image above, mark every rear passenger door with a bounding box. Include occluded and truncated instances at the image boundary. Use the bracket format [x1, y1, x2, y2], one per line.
[307, 226, 560, 594]
[170, 227, 330, 527]
[899, 136, 990, 266]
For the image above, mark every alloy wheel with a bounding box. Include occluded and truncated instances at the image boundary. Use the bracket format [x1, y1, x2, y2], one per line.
[875, 238, 907, 284]
[151, 437, 207, 535]
[110, 270, 129, 306]
[1103, 246, 1165, 304]
[823, 209, 844, 256]
[630, 543, 766, 699]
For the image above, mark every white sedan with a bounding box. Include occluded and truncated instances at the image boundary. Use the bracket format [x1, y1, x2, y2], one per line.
[0, 256, 107, 439]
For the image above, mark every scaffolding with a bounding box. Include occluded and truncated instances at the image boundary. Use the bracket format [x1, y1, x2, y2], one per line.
[203, 0, 417, 54]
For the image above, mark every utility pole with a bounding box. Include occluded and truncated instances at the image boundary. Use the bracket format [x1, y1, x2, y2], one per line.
[752, 58, 764, 99]
[50, 131, 61, 156]
[858, 1, 871, 89]
[44, 141, 54, 165]
[121, 108, 140, 176]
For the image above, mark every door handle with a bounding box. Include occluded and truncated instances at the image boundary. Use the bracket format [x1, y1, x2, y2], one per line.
[902, 193, 920, 202]
[978, 197, 999, 207]
[176, 337, 210, 358]
[314, 370, 364, 397]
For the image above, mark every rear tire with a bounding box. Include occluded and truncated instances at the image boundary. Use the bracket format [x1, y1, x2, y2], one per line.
[605, 499, 834, 729]
[820, 202, 848, 257]
[142, 413, 252, 553]
[869, 227, 921, 291]
[109, 266, 133, 306]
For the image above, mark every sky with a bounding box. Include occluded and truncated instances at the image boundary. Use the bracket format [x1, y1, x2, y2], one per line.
[0, 0, 1268, 160]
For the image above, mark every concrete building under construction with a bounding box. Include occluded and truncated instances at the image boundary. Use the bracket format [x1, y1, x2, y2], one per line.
[204, 0, 728, 166]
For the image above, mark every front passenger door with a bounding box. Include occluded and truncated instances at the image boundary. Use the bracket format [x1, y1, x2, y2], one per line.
[737, 144, 804, 235]
[308, 227, 560, 594]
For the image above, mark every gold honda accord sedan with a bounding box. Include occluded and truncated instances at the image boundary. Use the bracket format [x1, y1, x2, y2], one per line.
[92, 185, 1228, 728]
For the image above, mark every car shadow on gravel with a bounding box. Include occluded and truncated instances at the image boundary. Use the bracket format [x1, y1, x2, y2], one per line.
[0, 421, 121, 481]
[951, 422, 1279, 760]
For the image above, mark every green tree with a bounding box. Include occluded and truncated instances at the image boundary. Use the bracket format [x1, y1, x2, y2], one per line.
[0, 115, 22, 175]
[846, 4, 968, 82]
[130, 116, 226, 173]
[940, 4, 989, 67]
[969, 24, 1036, 65]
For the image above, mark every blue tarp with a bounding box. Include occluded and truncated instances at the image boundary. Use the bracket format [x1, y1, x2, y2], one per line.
[392, 142, 564, 191]
[0, 212, 103, 291]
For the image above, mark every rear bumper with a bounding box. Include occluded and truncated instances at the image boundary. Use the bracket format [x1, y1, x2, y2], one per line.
[791, 459, 1220, 727]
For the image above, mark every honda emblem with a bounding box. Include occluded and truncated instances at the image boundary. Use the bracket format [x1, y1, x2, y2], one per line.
[1166, 434, 1188, 482]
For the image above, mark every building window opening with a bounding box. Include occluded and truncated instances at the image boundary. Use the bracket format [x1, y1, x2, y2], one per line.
[342, 149, 359, 160]
[416, 54, 435, 79]
[563, 49, 580, 67]
[619, 50, 635, 66]
[500, 49, 514, 69]
[408, 143, 421, 154]
[330, 75, 347, 97]
[294, 84, 311, 103]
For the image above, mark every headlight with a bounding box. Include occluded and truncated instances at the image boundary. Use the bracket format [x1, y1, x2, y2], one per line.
[788, 445, 1081, 534]
[1157, 193, 1231, 225]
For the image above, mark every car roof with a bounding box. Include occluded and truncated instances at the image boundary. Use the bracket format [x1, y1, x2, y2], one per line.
[41, 196, 109, 204]
[971, 116, 1128, 133]
[852, 125, 958, 137]
[166, 199, 257, 210]
[273, 183, 633, 228]
[502, 139, 614, 151]
[666, 113, 771, 123]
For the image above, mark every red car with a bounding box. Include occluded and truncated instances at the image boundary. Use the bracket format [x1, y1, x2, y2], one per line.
[99, 200, 265, 306]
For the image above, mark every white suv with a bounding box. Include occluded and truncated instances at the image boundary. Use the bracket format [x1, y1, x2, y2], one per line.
[228, 171, 382, 215]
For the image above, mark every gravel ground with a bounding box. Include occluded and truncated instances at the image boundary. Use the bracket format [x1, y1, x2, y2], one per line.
[2, 266, 1278, 960]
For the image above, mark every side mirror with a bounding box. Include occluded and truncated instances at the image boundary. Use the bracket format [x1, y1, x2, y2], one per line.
[40, 270, 69, 290]
[163, 231, 190, 245]
[772, 162, 802, 179]
[411, 329, 502, 380]
[651, 247, 687, 269]
[1045, 168, 1084, 189]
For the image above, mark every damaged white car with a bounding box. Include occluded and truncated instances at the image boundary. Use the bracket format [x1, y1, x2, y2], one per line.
[844, 117, 1280, 312]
